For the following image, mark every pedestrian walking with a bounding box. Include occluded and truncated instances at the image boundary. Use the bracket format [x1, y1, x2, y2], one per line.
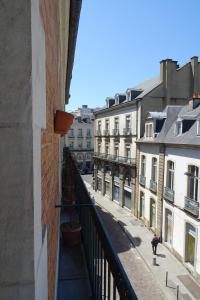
[151, 234, 160, 255]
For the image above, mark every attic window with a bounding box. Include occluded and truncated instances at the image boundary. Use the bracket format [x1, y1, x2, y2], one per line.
[197, 121, 200, 136]
[145, 123, 153, 138]
[176, 121, 182, 135]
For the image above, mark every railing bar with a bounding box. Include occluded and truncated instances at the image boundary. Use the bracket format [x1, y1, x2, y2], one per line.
[104, 257, 107, 300]
[113, 282, 116, 300]
[97, 236, 100, 300]
[100, 243, 103, 300]
[108, 265, 111, 300]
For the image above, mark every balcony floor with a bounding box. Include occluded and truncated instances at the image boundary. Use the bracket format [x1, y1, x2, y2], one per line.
[57, 212, 92, 300]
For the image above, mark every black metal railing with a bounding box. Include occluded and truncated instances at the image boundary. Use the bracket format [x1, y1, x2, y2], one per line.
[68, 147, 94, 152]
[64, 150, 137, 299]
[123, 128, 132, 135]
[96, 130, 102, 136]
[93, 152, 135, 165]
[184, 196, 199, 217]
[104, 129, 110, 136]
[113, 128, 120, 136]
[163, 187, 174, 202]
[150, 179, 157, 193]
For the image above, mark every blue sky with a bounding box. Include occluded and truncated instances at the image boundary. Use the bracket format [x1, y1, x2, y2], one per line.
[66, 0, 200, 111]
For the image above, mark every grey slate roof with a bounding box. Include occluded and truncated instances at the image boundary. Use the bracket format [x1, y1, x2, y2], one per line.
[133, 76, 161, 99]
[138, 105, 200, 146]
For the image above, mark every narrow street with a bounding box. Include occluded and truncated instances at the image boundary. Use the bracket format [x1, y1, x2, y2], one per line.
[82, 175, 200, 300]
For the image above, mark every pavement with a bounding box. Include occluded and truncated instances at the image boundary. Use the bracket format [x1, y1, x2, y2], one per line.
[82, 175, 200, 300]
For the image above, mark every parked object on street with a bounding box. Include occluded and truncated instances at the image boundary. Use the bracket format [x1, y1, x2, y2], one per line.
[151, 234, 160, 255]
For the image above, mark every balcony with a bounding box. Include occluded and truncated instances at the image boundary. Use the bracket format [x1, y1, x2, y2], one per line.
[93, 152, 136, 166]
[68, 135, 74, 139]
[113, 128, 120, 136]
[139, 175, 146, 187]
[59, 148, 138, 299]
[184, 196, 199, 217]
[123, 128, 132, 135]
[77, 134, 83, 139]
[86, 134, 92, 139]
[96, 130, 102, 136]
[68, 147, 94, 152]
[150, 179, 157, 193]
[104, 129, 110, 136]
[163, 187, 174, 203]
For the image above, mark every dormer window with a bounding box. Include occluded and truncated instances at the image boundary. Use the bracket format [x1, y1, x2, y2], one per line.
[145, 123, 153, 138]
[176, 120, 182, 135]
[197, 120, 200, 136]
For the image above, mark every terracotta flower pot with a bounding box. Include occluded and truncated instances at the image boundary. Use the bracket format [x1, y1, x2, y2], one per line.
[54, 110, 74, 134]
[61, 222, 81, 246]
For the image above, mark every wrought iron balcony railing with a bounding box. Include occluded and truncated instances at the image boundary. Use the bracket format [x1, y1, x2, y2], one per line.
[139, 175, 146, 187]
[184, 196, 199, 217]
[62, 148, 138, 299]
[68, 135, 74, 138]
[150, 179, 157, 193]
[77, 134, 83, 138]
[104, 129, 110, 136]
[96, 130, 102, 136]
[93, 152, 136, 165]
[69, 147, 94, 152]
[163, 187, 174, 202]
[113, 128, 120, 136]
[123, 128, 132, 135]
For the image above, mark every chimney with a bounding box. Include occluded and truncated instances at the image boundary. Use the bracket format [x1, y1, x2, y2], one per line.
[191, 56, 199, 94]
[160, 59, 179, 105]
[188, 92, 200, 110]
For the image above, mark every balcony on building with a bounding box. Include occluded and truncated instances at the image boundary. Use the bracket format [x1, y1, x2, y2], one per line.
[184, 196, 199, 217]
[123, 127, 132, 135]
[93, 152, 135, 166]
[113, 128, 120, 136]
[150, 179, 157, 193]
[139, 175, 146, 187]
[104, 129, 110, 136]
[96, 130, 102, 136]
[86, 133, 92, 139]
[68, 134, 74, 139]
[58, 148, 138, 300]
[77, 134, 83, 139]
[163, 187, 174, 203]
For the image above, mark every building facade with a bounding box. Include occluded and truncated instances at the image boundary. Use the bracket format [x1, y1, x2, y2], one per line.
[136, 98, 200, 282]
[0, 1, 81, 299]
[65, 105, 95, 172]
[93, 57, 200, 214]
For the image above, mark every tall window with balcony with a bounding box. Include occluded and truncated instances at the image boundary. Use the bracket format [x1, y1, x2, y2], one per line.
[185, 165, 199, 217]
[78, 128, 83, 137]
[125, 144, 131, 162]
[105, 119, 110, 136]
[164, 161, 174, 202]
[87, 141, 91, 149]
[78, 142, 82, 149]
[86, 128, 91, 137]
[105, 143, 109, 158]
[97, 143, 101, 155]
[139, 155, 146, 186]
[113, 118, 119, 135]
[150, 157, 157, 193]
[114, 143, 119, 159]
[97, 121, 101, 136]
[68, 128, 74, 138]
[69, 141, 74, 150]
[124, 115, 131, 135]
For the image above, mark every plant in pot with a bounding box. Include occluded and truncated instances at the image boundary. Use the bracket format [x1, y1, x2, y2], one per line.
[54, 110, 74, 135]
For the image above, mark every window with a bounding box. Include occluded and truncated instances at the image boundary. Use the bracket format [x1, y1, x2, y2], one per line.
[86, 153, 91, 160]
[197, 121, 200, 136]
[87, 128, 91, 136]
[69, 141, 74, 149]
[145, 123, 153, 138]
[87, 141, 91, 149]
[78, 128, 82, 137]
[141, 155, 146, 177]
[105, 119, 109, 130]
[126, 115, 131, 129]
[176, 121, 182, 135]
[78, 142, 82, 149]
[69, 128, 74, 137]
[114, 118, 119, 129]
[105, 143, 109, 155]
[186, 165, 199, 201]
[98, 143, 101, 154]
[114, 143, 119, 157]
[151, 158, 157, 182]
[98, 121, 101, 131]
[125, 144, 131, 159]
[166, 161, 174, 190]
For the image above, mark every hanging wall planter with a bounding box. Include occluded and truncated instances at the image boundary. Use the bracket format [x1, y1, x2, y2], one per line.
[54, 110, 74, 135]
